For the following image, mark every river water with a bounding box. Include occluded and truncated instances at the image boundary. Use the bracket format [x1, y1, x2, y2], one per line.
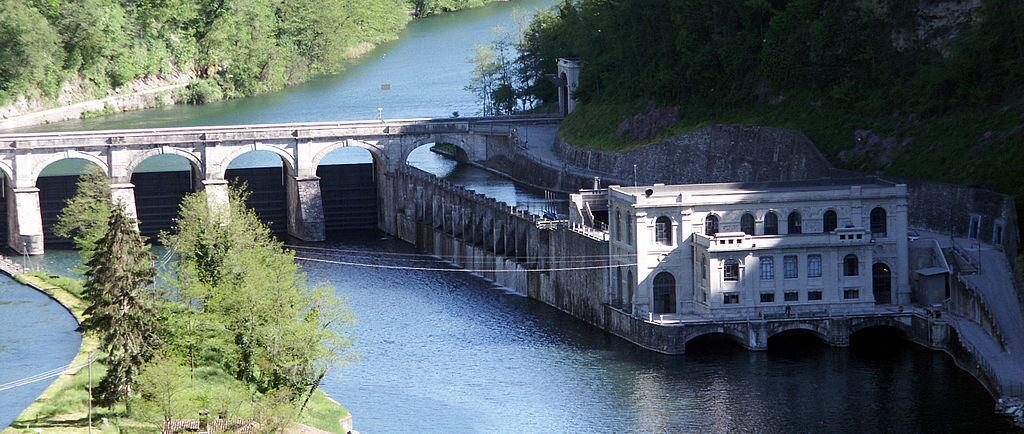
[2, 0, 1018, 431]
[0, 275, 81, 428]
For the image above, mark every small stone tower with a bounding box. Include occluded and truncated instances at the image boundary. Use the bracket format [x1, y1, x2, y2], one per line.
[556, 58, 581, 116]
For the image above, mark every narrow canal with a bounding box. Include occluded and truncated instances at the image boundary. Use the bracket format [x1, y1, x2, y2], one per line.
[1, 0, 1017, 431]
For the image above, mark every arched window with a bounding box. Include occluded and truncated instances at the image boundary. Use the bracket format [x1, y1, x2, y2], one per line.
[740, 213, 755, 235]
[655, 216, 673, 245]
[844, 254, 859, 276]
[724, 259, 740, 281]
[705, 214, 719, 236]
[823, 210, 838, 233]
[615, 210, 622, 241]
[653, 272, 677, 314]
[764, 211, 779, 235]
[870, 207, 887, 237]
[788, 211, 802, 234]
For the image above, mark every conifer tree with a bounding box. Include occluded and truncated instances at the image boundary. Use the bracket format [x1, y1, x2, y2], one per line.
[82, 203, 160, 410]
[54, 164, 113, 262]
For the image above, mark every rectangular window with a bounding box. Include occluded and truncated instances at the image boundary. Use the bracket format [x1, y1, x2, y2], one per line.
[844, 289, 860, 299]
[807, 254, 822, 278]
[759, 257, 774, 281]
[808, 290, 823, 301]
[784, 255, 798, 279]
[724, 293, 740, 304]
[724, 260, 740, 281]
[784, 291, 799, 302]
[760, 293, 775, 303]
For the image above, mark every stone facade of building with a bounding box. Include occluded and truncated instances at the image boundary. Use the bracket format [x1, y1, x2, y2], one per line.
[604, 178, 910, 320]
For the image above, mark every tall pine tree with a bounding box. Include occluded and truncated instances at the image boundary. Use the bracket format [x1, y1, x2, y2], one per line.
[82, 203, 160, 410]
[54, 165, 113, 263]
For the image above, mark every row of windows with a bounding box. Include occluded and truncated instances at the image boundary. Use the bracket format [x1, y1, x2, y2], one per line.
[636, 207, 890, 247]
[704, 207, 889, 237]
[759, 291, 821, 303]
[723, 289, 860, 304]
[721, 254, 861, 281]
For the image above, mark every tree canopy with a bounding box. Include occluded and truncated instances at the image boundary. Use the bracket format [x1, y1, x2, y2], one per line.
[1, 0, 494, 105]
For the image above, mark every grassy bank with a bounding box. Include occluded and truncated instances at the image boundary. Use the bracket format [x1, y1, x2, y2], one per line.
[2, 273, 348, 434]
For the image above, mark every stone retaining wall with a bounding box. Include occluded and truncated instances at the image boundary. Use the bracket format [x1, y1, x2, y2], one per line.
[554, 125, 834, 185]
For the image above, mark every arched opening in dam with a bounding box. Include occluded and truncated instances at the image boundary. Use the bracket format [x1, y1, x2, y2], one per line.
[767, 328, 830, 351]
[685, 332, 747, 354]
[849, 325, 910, 354]
[35, 158, 105, 247]
[405, 141, 467, 178]
[316, 147, 379, 234]
[130, 154, 202, 239]
[224, 150, 291, 235]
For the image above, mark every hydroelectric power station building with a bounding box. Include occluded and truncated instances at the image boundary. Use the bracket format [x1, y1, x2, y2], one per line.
[573, 178, 912, 321]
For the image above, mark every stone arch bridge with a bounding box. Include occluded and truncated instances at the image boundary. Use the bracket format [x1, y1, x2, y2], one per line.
[0, 115, 559, 254]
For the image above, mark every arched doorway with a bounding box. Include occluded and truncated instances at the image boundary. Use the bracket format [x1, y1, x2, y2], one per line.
[36, 158, 105, 246]
[653, 271, 676, 314]
[872, 263, 892, 305]
[316, 147, 378, 234]
[558, 72, 569, 116]
[224, 151, 290, 235]
[130, 154, 201, 238]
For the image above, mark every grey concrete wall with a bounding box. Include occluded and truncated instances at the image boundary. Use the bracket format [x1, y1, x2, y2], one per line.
[530, 227, 609, 327]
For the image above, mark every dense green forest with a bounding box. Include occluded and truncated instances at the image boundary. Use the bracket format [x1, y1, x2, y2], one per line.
[0, 0, 490, 106]
[504, 0, 1023, 216]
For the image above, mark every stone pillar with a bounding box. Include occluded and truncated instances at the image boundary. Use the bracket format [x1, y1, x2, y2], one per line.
[110, 183, 138, 220]
[895, 201, 912, 305]
[378, 172, 396, 236]
[8, 187, 44, 255]
[286, 176, 325, 242]
[203, 179, 230, 221]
